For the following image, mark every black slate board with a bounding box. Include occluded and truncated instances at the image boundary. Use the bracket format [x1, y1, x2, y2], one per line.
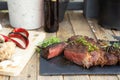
[40, 54, 120, 75]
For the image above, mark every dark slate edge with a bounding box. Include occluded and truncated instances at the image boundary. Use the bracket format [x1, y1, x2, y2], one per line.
[40, 57, 120, 76]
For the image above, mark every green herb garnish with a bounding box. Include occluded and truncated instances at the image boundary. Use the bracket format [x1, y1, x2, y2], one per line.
[36, 37, 61, 53]
[41, 37, 61, 48]
[112, 42, 120, 49]
[76, 37, 99, 52]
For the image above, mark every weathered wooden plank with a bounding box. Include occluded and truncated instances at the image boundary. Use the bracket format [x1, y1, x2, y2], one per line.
[36, 52, 39, 80]
[10, 53, 37, 80]
[90, 75, 118, 80]
[69, 11, 95, 39]
[57, 12, 74, 41]
[64, 76, 90, 80]
[88, 19, 116, 41]
[117, 75, 120, 80]
[39, 76, 63, 80]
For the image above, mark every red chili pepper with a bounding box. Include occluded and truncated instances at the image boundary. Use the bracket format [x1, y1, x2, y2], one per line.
[12, 28, 29, 38]
[8, 32, 29, 49]
[0, 34, 25, 49]
[0, 34, 10, 42]
[0, 28, 29, 49]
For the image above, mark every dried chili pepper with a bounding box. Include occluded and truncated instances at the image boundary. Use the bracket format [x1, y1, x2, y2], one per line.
[8, 32, 29, 49]
[12, 28, 29, 38]
[0, 34, 10, 42]
[0, 28, 29, 49]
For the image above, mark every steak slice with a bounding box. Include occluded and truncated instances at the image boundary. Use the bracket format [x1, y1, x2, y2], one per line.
[64, 43, 93, 68]
[41, 42, 67, 59]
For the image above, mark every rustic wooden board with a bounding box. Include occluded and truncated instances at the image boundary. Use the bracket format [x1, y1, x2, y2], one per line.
[57, 12, 74, 41]
[10, 53, 38, 80]
[69, 11, 95, 39]
[0, 28, 46, 76]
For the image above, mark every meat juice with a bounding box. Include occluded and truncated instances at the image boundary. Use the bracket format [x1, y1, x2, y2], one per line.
[44, 0, 59, 33]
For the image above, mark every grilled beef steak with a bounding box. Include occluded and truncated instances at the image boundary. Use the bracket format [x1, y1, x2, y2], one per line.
[64, 35, 119, 68]
[64, 44, 93, 68]
[41, 42, 67, 59]
[105, 53, 118, 65]
[41, 35, 120, 68]
[103, 45, 120, 64]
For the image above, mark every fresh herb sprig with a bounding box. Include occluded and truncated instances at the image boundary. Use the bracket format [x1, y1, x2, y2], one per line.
[112, 42, 120, 49]
[36, 37, 61, 53]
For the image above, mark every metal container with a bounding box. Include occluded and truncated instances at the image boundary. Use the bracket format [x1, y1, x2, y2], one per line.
[84, 0, 99, 18]
[99, 0, 120, 30]
[59, 0, 69, 22]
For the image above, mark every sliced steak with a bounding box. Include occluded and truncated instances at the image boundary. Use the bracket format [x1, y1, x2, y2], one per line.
[64, 35, 102, 68]
[64, 43, 93, 68]
[41, 42, 67, 59]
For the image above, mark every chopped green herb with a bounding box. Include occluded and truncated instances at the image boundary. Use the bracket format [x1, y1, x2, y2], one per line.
[36, 37, 61, 53]
[113, 42, 120, 49]
[41, 37, 61, 48]
[76, 37, 99, 52]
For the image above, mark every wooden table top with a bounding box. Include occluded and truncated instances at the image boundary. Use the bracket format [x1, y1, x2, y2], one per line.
[0, 11, 119, 80]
